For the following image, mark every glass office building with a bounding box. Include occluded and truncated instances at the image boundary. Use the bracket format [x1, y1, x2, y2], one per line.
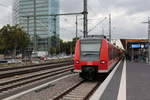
[12, 0, 60, 51]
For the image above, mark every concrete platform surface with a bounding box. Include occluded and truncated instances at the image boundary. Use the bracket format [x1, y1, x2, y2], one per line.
[127, 62, 150, 100]
[98, 60, 150, 100]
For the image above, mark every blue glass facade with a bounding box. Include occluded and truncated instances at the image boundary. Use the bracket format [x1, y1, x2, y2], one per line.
[13, 0, 59, 51]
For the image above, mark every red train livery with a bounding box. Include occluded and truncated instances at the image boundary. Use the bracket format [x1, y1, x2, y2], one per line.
[74, 36, 123, 80]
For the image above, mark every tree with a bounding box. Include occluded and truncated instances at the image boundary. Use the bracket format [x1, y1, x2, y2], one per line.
[0, 24, 30, 56]
[48, 36, 79, 56]
[0, 34, 5, 54]
[49, 36, 63, 55]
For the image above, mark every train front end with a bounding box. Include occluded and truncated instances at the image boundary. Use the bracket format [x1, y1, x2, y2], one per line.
[74, 38, 108, 80]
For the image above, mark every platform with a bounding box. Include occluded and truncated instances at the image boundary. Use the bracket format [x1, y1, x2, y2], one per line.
[127, 62, 150, 100]
[91, 59, 150, 100]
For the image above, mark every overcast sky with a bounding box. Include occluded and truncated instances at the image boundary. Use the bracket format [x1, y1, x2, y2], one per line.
[0, 0, 150, 40]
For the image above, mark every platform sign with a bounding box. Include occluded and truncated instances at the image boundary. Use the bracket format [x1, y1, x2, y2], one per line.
[131, 44, 141, 48]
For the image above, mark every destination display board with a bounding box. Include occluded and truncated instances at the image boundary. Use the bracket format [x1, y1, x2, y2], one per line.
[131, 44, 141, 48]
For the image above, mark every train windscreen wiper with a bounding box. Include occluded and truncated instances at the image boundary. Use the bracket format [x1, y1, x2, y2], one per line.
[82, 53, 98, 56]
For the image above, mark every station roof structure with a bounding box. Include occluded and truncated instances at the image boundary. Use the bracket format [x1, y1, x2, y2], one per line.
[120, 39, 148, 50]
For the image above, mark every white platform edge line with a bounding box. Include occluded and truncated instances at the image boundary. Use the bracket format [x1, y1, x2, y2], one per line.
[3, 74, 77, 100]
[117, 59, 126, 100]
[90, 60, 122, 100]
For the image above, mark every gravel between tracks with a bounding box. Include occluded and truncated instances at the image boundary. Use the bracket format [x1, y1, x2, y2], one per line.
[10, 74, 82, 100]
[0, 65, 73, 84]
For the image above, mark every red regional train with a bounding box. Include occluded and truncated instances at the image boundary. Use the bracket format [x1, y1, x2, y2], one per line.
[74, 35, 123, 80]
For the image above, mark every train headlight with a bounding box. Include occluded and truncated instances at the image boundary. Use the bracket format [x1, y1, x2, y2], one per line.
[75, 60, 80, 64]
[100, 60, 106, 64]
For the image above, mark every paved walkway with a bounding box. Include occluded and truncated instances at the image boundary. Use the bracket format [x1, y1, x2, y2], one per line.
[127, 62, 150, 100]
[99, 60, 150, 100]
[100, 61, 124, 100]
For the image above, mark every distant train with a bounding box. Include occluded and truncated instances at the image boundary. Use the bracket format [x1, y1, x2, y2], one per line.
[74, 35, 123, 80]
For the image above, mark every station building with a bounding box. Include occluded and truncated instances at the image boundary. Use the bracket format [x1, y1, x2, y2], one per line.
[12, 0, 60, 51]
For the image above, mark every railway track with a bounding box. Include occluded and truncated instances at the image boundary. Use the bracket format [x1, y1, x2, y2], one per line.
[53, 81, 101, 100]
[0, 60, 73, 79]
[0, 60, 74, 99]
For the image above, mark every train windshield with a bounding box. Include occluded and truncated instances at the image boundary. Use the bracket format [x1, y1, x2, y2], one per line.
[80, 39, 101, 61]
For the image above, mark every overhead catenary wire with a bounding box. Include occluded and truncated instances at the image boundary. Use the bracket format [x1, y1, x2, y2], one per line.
[60, 16, 83, 32]
[88, 17, 107, 33]
[86, 0, 111, 36]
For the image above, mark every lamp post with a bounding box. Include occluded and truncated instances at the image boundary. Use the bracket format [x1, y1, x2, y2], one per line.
[33, 0, 37, 51]
[142, 17, 150, 64]
[75, 15, 78, 39]
[83, 0, 88, 38]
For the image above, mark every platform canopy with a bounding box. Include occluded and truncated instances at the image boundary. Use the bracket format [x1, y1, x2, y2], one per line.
[120, 39, 148, 50]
